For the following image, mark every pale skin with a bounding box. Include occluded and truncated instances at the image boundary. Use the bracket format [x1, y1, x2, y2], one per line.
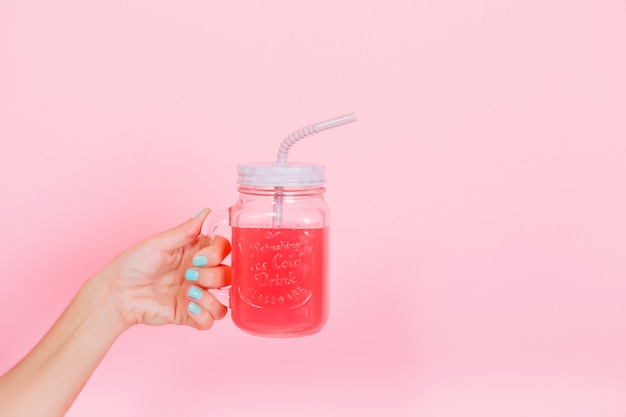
[0, 209, 231, 417]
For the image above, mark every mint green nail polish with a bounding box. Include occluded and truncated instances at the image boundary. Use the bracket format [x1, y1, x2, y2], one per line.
[188, 301, 201, 316]
[193, 255, 208, 267]
[188, 286, 202, 301]
[194, 209, 204, 218]
[185, 269, 199, 282]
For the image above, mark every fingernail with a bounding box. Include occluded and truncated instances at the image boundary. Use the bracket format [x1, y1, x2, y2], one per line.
[194, 209, 205, 218]
[188, 286, 203, 301]
[188, 301, 201, 316]
[193, 255, 208, 267]
[185, 269, 199, 282]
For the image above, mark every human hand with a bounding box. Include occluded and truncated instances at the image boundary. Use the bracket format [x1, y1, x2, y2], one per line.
[93, 209, 231, 332]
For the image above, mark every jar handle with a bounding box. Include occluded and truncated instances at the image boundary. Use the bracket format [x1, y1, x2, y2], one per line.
[199, 207, 231, 247]
[199, 208, 232, 307]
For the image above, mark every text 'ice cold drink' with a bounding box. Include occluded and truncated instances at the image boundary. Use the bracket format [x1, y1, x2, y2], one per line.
[231, 227, 329, 336]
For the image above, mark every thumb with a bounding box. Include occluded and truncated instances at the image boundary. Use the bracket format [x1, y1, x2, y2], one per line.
[150, 208, 211, 251]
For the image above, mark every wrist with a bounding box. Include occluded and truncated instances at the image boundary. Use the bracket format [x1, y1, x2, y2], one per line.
[82, 272, 131, 338]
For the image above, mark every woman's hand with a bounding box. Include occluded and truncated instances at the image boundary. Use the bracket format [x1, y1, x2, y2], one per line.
[0, 209, 232, 417]
[95, 209, 232, 331]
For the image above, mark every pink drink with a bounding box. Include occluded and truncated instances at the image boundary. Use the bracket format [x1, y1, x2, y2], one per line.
[231, 226, 329, 337]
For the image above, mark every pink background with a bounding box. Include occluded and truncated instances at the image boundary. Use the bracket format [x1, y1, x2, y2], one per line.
[1, 0, 625, 415]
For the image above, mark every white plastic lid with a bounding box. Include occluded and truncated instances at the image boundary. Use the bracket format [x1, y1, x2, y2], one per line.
[237, 162, 325, 187]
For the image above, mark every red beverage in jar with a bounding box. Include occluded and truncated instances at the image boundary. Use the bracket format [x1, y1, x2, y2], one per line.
[231, 226, 329, 337]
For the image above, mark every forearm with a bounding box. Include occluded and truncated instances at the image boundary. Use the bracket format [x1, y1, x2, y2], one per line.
[0, 274, 128, 417]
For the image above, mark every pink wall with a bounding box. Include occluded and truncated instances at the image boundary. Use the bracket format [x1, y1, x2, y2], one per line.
[1, 0, 625, 415]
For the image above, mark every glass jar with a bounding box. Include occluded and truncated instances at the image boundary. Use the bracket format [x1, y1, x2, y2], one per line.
[203, 163, 330, 337]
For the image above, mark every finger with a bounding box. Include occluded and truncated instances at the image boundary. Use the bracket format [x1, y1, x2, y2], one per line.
[150, 209, 211, 251]
[186, 286, 228, 322]
[191, 235, 231, 267]
[185, 300, 216, 330]
[184, 264, 231, 289]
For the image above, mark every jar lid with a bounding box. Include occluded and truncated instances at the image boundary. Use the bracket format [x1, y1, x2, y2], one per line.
[237, 162, 325, 187]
